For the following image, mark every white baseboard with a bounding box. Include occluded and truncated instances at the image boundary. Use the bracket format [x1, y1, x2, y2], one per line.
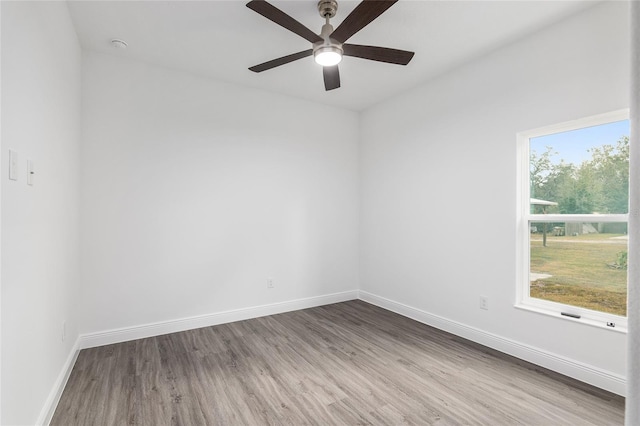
[78, 290, 359, 349]
[37, 338, 80, 426]
[358, 290, 626, 396]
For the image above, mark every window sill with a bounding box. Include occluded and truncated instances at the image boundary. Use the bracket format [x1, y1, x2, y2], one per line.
[514, 303, 627, 334]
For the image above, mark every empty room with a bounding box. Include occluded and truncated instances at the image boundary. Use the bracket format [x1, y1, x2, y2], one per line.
[1, 0, 639, 424]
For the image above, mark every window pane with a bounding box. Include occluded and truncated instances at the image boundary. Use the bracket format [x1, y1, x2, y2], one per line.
[529, 221, 628, 316]
[530, 120, 629, 214]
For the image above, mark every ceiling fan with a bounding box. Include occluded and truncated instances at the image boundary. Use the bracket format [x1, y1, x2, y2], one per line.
[246, 0, 415, 91]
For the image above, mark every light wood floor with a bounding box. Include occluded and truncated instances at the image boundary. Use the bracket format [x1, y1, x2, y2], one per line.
[51, 300, 624, 425]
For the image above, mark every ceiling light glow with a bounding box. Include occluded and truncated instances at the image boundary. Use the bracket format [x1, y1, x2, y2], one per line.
[314, 46, 342, 66]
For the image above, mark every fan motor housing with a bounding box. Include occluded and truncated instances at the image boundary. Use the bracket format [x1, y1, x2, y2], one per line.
[313, 23, 343, 56]
[317, 0, 338, 18]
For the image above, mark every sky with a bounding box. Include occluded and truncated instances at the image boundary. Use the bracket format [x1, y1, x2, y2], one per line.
[530, 119, 630, 166]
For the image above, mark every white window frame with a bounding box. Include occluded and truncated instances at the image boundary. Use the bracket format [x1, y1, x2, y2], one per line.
[516, 109, 629, 332]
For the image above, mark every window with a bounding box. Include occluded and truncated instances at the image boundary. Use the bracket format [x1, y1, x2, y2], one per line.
[517, 110, 629, 331]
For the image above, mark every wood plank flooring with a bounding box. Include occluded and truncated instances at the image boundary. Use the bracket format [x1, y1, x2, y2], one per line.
[51, 300, 625, 425]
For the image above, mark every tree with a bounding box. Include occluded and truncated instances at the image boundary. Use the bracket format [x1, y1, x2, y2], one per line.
[530, 136, 629, 216]
[587, 136, 629, 213]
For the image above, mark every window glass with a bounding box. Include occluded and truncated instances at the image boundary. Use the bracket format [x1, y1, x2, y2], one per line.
[530, 120, 629, 214]
[529, 221, 628, 316]
[522, 115, 629, 321]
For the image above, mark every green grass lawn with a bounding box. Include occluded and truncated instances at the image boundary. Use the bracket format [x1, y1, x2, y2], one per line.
[529, 234, 627, 316]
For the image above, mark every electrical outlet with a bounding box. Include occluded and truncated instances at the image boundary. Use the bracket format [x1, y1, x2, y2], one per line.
[267, 278, 275, 289]
[479, 296, 489, 310]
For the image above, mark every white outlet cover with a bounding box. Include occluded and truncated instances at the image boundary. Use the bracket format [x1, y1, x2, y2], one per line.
[480, 296, 489, 310]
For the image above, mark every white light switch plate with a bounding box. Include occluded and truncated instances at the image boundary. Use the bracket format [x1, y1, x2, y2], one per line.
[9, 149, 18, 181]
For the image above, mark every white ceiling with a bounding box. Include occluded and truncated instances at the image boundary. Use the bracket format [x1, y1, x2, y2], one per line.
[67, 0, 599, 111]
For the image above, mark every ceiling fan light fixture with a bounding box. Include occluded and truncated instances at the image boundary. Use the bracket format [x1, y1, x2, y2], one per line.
[246, 0, 415, 90]
[314, 45, 343, 66]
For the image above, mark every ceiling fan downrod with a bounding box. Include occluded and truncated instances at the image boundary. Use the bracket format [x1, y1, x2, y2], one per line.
[314, 0, 343, 67]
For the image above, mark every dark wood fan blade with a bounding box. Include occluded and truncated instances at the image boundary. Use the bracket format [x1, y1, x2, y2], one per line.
[323, 65, 340, 91]
[249, 49, 313, 73]
[247, 0, 323, 44]
[343, 44, 414, 65]
[329, 0, 397, 43]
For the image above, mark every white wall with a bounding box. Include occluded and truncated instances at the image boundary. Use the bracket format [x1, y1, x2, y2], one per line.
[1, 2, 82, 425]
[79, 52, 359, 335]
[360, 1, 629, 388]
